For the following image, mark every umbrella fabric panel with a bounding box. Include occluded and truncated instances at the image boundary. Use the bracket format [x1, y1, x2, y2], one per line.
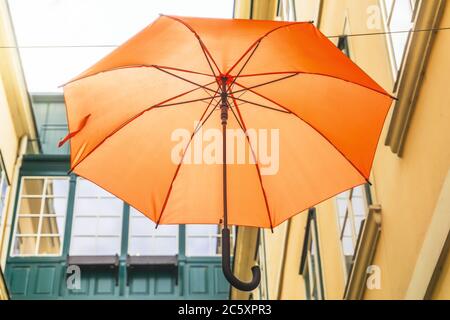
[160, 108, 272, 228]
[73, 99, 212, 223]
[235, 74, 393, 178]
[64, 67, 215, 170]
[235, 102, 366, 227]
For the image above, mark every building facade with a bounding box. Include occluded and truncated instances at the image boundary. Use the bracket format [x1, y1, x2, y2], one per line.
[0, 0, 231, 300]
[232, 0, 450, 300]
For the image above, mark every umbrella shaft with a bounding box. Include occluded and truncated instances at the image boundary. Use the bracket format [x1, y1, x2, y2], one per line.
[221, 77, 229, 228]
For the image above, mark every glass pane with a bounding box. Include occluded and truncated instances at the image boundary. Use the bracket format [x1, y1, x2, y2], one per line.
[186, 237, 211, 256]
[384, 0, 394, 14]
[351, 195, 366, 217]
[76, 179, 114, 197]
[96, 237, 121, 255]
[45, 178, 69, 197]
[343, 217, 352, 237]
[152, 237, 178, 255]
[389, 0, 413, 68]
[38, 236, 62, 255]
[13, 236, 37, 255]
[97, 217, 122, 236]
[74, 198, 122, 215]
[342, 236, 354, 256]
[21, 178, 44, 195]
[17, 217, 40, 234]
[128, 236, 178, 256]
[69, 236, 96, 255]
[72, 217, 97, 236]
[18, 198, 42, 215]
[128, 237, 152, 256]
[336, 198, 348, 218]
[41, 216, 65, 235]
[186, 225, 218, 236]
[130, 215, 155, 236]
[129, 207, 178, 236]
[43, 197, 67, 215]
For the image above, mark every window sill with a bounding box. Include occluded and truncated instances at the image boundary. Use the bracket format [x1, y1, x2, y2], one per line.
[67, 254, 119, 268]
[126, 254, 178, 268]
[385, 0, 446, 155]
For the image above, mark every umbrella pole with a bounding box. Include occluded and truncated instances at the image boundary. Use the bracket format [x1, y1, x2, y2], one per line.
[220, 76, 260, 292]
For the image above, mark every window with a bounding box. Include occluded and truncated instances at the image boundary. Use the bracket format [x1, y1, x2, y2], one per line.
[0, 161, 9, 232]
[277, 0, 296, 21]
[128, 207, 178, 256]
[70, 178, 123, 256]
[12, 177, 69, 256]
[381, 0, 416, 75]
[338, 36, 349, 56]
[336, 185, 371, 276]
[186, 225, 235, 257]
[300, 208, 324, 300]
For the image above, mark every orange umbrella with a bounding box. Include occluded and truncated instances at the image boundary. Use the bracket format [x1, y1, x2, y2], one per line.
[61, 15, 393, 291]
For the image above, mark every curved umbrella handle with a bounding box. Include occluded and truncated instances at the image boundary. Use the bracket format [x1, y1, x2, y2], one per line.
[221, 227, 261, 292]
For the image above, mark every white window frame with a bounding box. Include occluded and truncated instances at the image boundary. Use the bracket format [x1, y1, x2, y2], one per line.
[128, 207, 178, 256]
[70, 178, 123, 256]
[380, 0, 417, 78]
[11, 176, 69, 257]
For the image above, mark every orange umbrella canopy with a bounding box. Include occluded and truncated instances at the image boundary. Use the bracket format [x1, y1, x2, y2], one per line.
[62, 15, 393, 230]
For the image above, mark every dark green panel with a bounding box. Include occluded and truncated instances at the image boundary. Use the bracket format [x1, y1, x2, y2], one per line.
[128, 272, 150, 295]
[188, 266, 208, 295]
[155, 273, 175, 295]
[94, 271, 117, 296]
[9, 266, 30, 296]
[213, 265, 229, 295]
[34, 266, 56, 294]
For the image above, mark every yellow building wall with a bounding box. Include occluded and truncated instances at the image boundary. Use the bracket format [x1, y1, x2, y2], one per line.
[253, 0, 450, 300]
[366, 3, 450, 299]
[432, 252, 450, 300]
[278, 214, 307, 300]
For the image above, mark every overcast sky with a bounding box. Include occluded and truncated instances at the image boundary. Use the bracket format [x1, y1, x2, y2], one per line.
[8, 0, 234, 92]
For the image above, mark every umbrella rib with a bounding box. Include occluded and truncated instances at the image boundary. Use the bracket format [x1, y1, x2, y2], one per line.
[234, 71, 396, 100]
[227, 100, 245, 132]
[69, 84, 217, 173]
[153, 66, 218, 95]
[62, 64, 213, 87]
[156, 97, 221, 227]
[234, 83, 372, 183]
[231, 96, 291, 114]
[227, 41, 261, 91]
[228, 95, 274, 231]
[225, 21, 313, 76]
[229, 73, 299, 95]
[162, 15, 221, 78]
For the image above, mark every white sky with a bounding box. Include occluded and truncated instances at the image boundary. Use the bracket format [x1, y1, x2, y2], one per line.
[8, 0, 234, 92]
